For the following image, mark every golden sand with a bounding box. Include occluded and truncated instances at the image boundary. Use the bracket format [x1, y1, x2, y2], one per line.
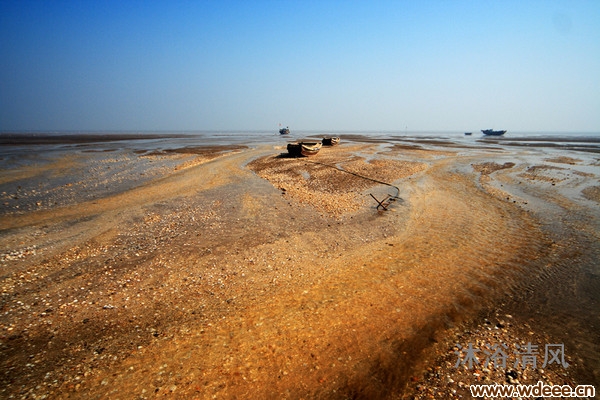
[1, 140, 598, 398]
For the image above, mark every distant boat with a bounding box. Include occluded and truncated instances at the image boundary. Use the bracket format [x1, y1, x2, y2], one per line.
[322, 137, 340, 146]
[279, 127, 290, 135]
[287, 142, 322, 157]
[481, 129, 507, 136]
[464, 132, 472, 136]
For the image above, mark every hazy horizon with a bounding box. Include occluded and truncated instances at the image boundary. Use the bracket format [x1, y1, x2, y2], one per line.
[2, 129, 598, 136]
[2, 1, 599, 133]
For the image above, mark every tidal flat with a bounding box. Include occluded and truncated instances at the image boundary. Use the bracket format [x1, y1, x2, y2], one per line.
[1, 133, 599, 398]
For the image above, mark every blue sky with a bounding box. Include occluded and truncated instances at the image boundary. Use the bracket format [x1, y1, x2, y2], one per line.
[1, 0, 599, 132]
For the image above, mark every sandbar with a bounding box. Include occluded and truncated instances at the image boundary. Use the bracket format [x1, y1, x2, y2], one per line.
[1, 136, 599, 398]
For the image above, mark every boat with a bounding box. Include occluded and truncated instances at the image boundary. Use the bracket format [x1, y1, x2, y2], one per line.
[481, 129, 507, 136]
[279, 127, 290, 135]
[287, 142, 322, 157]
[464, 132, 472, 136]
[322, 137, 340, 146]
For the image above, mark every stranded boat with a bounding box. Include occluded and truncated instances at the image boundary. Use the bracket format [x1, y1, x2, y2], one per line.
[322, 137, 340, 146]
[481, 129, 507, 136]
[287, 142, 322, 157]
[279, 127, 290, 135]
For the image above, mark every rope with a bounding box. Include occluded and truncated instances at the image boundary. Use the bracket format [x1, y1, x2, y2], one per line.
[304, 159, 401, 199]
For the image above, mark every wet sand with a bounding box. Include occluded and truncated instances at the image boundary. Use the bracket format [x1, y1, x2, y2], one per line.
[0, 133, 185, 146]
[1, 136, 599, 398]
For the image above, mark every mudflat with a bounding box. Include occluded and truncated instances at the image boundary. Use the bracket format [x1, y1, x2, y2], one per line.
[1, 136, 599, 398]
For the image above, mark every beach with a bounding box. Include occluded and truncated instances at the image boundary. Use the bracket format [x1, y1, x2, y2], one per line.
[1, 132, 599, 399]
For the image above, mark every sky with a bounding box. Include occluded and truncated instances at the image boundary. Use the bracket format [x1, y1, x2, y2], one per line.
[1, 0, 599, 132]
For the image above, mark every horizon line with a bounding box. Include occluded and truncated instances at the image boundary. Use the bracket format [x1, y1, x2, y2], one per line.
[1, 129, 599, 135]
